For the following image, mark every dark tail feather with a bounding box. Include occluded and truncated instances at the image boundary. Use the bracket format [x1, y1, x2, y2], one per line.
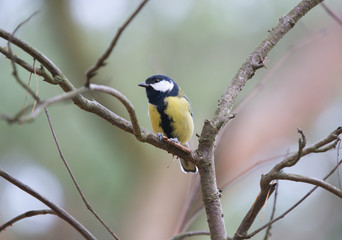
[180, 158, 198, 173]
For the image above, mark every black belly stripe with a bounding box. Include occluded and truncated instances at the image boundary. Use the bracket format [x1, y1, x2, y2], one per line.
[157, 102, 174, 139]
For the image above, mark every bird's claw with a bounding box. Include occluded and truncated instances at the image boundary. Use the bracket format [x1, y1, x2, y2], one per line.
[169, 137, 180, 144]
[157, 133, 164, 141]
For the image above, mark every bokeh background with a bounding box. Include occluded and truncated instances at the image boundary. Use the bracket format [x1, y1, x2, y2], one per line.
[1, 0, 342, 239]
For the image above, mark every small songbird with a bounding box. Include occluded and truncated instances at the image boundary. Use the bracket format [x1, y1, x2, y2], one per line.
[138, 75, 197, 173]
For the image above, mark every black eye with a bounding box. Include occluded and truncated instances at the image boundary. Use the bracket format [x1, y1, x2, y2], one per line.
[154, 79, 160, 83]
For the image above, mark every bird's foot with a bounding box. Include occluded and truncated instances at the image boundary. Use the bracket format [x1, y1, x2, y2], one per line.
[169, 137, 180, 144]
[157, 133, 164, 141]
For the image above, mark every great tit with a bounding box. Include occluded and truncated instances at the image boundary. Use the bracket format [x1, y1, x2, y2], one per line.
[138, 75, 197, 173]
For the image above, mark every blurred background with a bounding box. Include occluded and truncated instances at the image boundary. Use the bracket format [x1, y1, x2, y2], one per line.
[0, 0, 342, 239]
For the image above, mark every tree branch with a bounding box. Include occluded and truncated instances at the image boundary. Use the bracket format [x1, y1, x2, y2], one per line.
[0, 46, 55, 84]
[85, 0, 149, 85]
[233, 127, 342, 239]
[0, 1, 333, 239]
[321, 2, 342, 27]
[263, 180, 278, 240]
[44, 108, 119, 240]
[6, 11, 41, 101]
[212, 0, 324, 130]
[271, 172, 342, 198]
[0, 29, 63, 77]
[0, 209, 55, 232]
[245, 156, 342, 239]
[271, 127, 342, 172]
[233, 184, 277, 240]
[193, 1, 324, 239]
[0, 169, 96, 240]
[169, 231, 211, 240]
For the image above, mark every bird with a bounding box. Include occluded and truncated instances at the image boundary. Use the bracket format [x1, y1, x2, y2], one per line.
[138, 75, 197, 173]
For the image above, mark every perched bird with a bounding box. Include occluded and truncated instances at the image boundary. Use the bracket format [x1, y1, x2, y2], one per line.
[138, 75, 197, 173]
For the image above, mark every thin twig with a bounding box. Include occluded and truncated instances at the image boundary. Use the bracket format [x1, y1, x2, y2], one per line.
[337, 140, 341, 189]
[234, 127, 342, 240]
[0, 28, 63, 77]
[44, 108, 120, 240]
[85, 0, 149, 85]
[245, 157, 342, 239]
[32, 59, 39, 111]
[321, 2, 342, 27]
[3, 84, 142, 142]
[263, 180, 278, 240]
[273, 172, 342, 198]
[0, 209, 55, 232]
[0, 47, 54, 83]
[169, 231, 211, 240]
[1, 87, 89, 123]
[0, 169, 96, 240]
[272, 127, 342, 172]
[20, 64, 34, 126]
[7, 11, 40, 101]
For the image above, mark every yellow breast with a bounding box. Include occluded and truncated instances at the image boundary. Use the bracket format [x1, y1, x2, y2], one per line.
[148, 96, 194, 144]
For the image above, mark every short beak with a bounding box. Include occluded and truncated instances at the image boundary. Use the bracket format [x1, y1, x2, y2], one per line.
[138, 82, 149, 88]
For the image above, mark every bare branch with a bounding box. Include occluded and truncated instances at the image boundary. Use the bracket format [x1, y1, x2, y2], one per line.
[89, 84, 142, 140]
[0, 87, 89, 123]
[0, 169, 96, 240]
[0, 28, 63, 77]
[245, 186, 317, 239]
[336, 141, 341, 189]
[0, 47, 55, 83]
[0, 25, 202, 165]
[194, 1, 325, 239]
[169, 231, 211, 240]
[0, 1, 335, 239]
[85, 0, 149, 85]
[6, 11, 41, 101]
[272, 127, 342, 172]
[0, 209, 55, 232]
[272, 172, 342, 198]
[321, 2, 342, 27]
[44, 108, 120, 240]
[233, 184, 277, 240]
[263, 181, 278, 240]
[212, 0, 324, 131]
[245, 157, 342, 239]
[234, 127, 342, 239]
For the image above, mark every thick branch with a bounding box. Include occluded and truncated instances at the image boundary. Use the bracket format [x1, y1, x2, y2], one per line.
[194, 1, 324, 239]
[213, 0, 323, 130]
[233, 184, 276, 240]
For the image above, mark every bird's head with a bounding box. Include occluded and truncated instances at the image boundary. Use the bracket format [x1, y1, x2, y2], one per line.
[138, 75, 179, 104]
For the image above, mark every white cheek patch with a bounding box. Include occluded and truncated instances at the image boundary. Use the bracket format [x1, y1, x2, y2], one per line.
[150, 81, 174, 92]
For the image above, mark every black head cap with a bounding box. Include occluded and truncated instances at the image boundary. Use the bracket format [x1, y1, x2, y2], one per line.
[138, 75, 178, 104]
